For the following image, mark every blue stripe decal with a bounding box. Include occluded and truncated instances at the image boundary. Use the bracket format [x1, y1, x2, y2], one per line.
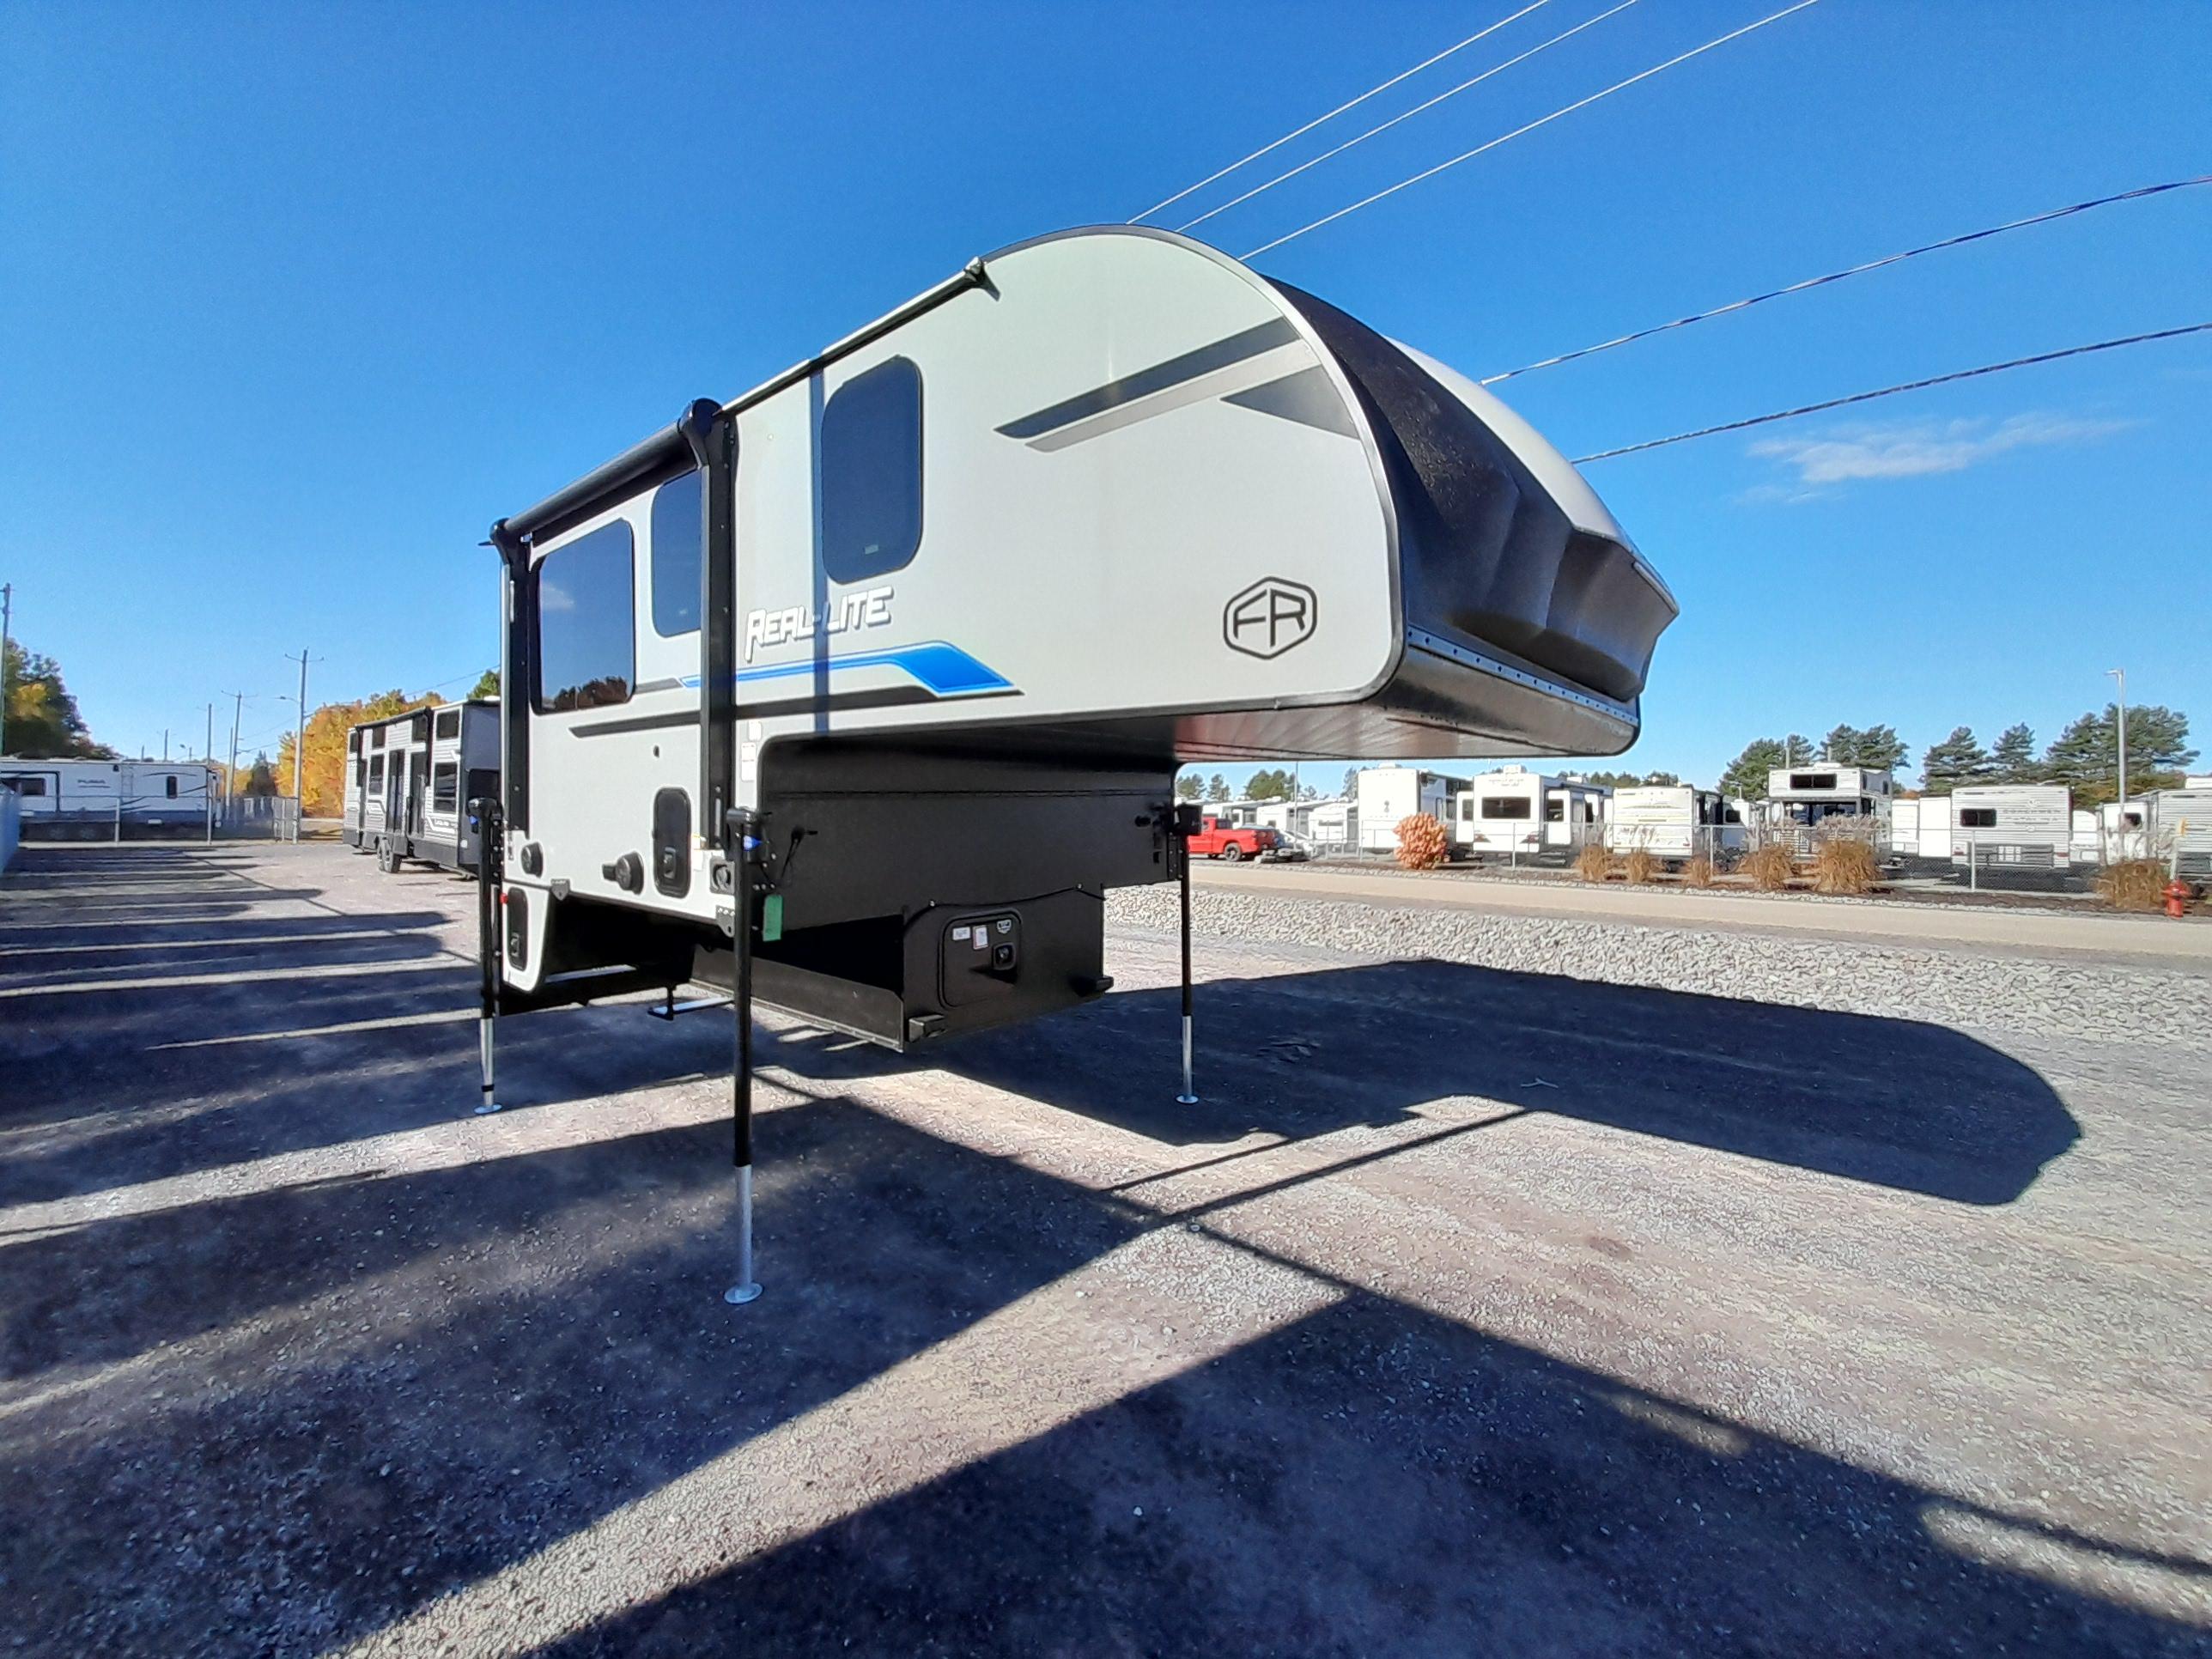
[680, 641, 1013, 699]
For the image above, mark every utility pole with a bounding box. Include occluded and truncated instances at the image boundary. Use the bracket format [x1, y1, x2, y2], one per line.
[283, 647, 318, 842]
[224, 691, 244, 817]
[2108, 666, 2128, 816]
[162, 728, 169, 761]
[0, 581, 13, 757]
[204, 702, 215, 842]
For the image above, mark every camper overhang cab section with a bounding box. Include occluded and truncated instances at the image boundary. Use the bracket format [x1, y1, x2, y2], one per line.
[483, 227, 1676, 1050]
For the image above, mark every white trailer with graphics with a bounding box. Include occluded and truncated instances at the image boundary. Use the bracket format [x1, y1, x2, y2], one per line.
[1450, 765, 1607, 858]
[473, 225, 1677, 1299]
[0, 758, 216, 839]
[1948, 784, 2072, 870]
[1603, 784, 1741, 862]
[343, 700, 500, 873]
[1355, 766, 1456, 854]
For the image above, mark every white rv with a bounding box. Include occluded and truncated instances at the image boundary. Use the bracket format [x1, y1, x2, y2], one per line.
[474, 226, 1677, 1290]
[343, 700, 500, 873]
[1948, 784, 2072, 868]
[1450, 766, 1606, 857]
[1765, 765, 1893, 848]
[1356, 766, 1456, 854]
[0, 758, 216, 839]
[2097, 799, 2150, 862]
[2145, 788, 2211, 876]
[1603, 785, 1741, 861]
[1253, 794, 1350, 850]
[1889, 795, 1954, 867]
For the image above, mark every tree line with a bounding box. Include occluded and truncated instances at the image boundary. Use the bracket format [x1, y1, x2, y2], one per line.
[2, 639, 113, 759]
[1721, 708, 2195, 806]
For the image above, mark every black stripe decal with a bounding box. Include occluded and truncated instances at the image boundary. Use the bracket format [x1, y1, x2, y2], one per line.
[567, 685, 1019, 738]
[994, 318, 1300, 441]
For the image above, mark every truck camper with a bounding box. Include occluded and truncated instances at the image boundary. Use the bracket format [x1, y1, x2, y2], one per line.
[471, 226, 1677, 1298]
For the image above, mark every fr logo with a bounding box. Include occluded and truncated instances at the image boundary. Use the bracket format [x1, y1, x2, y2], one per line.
[1223, 578, 1318, 659]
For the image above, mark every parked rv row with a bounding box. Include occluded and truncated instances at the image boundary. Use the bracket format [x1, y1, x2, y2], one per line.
[0, 758, 219, 839]
[1196, 762, 2209, 882]
[340, 700, 499, 873]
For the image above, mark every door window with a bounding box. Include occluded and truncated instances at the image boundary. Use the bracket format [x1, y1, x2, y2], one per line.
[651, 469, 703, 636]
[533, 520, 636, 712]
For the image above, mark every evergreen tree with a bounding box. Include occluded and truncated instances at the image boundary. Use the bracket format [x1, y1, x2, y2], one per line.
[1206, 774, 1231, 802]
[1782, 732, 1812, 767]
[1341, 767, 1360, 799]
[1918, 726, 1991, 794]
[1820, 723, 1860, 763]
[2042, 704, 2196, 804]
[1721, 738, 1788, 801]
[469, 667, 500, 700]
[1174, 774, 1201, 801]
[1990, 723, 2038, 782]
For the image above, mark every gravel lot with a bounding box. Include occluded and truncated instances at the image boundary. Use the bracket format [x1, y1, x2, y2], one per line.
[3, 842, 2208, 1656]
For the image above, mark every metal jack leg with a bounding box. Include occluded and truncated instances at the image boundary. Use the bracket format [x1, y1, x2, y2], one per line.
[724, 806, 763, 1306]
[470, 796, 503, 1115]
[1174, 803, 1199, 1105]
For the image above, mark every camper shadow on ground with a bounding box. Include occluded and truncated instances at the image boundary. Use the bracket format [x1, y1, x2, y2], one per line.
[808, 957, 2081, 1208]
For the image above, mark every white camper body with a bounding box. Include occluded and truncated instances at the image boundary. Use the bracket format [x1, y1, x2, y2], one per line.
[1890, 795, 1954, 866]
[343, 701, 500, 873]
[1254, 795, 1349, 847]
[1766, 765, 1893, 849]
[0, 758, 215, 838]
[2146, 788, 2212, 875]
[481, 225, 1674, 1058]
[1449, 766, 1606, 855]
[1949, 784, 2072, 868]
[1356, 766, 1455, 854]
[2098, 799, 2150, 863]
[1603, 785, 1741, 861]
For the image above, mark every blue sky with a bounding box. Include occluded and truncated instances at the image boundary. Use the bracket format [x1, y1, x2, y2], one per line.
[3, 1, 2206, 786]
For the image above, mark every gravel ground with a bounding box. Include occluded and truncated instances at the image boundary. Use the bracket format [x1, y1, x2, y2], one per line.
[3, 842, 2208, 1657]
[1110, 885, 2212, 1051]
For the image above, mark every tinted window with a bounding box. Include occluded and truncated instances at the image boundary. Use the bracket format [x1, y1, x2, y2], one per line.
[368, 755, 385, 788]
[435, 708, 459, 739]
[1543, 798, 1564, 822]
[1790, 772, 1837, 791]
[1960, 807, 1997, 827]
[1481, 797, 1532, 819]
[534, 520, 635, 713]
[652, 470, 703, 636]
[165, 776, 179, 798]
[821, 357, 922, 585]
[5, 775, 47, 797]
[433, 762, 459, 812]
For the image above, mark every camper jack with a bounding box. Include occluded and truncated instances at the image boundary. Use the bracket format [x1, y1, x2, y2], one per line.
[472, 226, 1675, 1305]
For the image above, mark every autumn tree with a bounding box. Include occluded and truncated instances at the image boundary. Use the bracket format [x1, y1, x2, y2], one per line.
[3, 638, 112, 758]
[276, 687, 447, 816]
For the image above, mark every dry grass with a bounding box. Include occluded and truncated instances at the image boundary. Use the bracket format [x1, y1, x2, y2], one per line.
[1739, 842, 1795, 892]
[1395, 812, 1449, 871]
[1812, 836, 1881, 896]
[2095, 859, 2171, 912]
[1573, 842, 1617, 883]
[1621, 847, 1658, 885]
[1680, 854, 1716, 889]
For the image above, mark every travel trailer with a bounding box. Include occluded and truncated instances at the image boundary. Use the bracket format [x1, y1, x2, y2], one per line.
[0, 758, 216, 839]
[473, 224, 1677, 1297]
[343, 700, 500, 873]
[1948, 784, 2072, 869]
[1451, 765, 1607, 857]
[1889, 795, 1954, 868]
[1603, 785, 1741, 862]
[2146, 788, 2211, 876]
[1356, 766, 1457, 853]
[2097, 799, 2150, 862]
[1254, 794, 1352, 850]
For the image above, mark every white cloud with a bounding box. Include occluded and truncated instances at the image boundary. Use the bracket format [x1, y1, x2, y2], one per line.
[1744, 411, 2134, 495]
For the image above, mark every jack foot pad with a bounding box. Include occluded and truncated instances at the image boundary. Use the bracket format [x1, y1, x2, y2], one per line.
[723, 1282, 763, 1305]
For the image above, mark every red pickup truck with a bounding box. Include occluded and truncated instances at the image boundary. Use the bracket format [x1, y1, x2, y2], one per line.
[1188, 815, 1280, 862]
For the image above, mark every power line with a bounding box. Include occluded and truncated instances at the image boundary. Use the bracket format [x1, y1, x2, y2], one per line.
[1127, 1, 1556, 224]
[1571, 321, 2212, 463]
[1243, 0, 1823, 259]
[1486, 174, 2212, 384]
[1179, 0, 1640, 235]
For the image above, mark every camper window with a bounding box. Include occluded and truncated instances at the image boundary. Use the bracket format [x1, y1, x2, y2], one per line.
[165, 776, 179, 799]
[1959, 807, 1997, 828]
[4, 775, 46, 797]
[368, 755, 384, 789]
[1480, 797, 1532, 819]
[650, 469, 703, 636]
[432, 762, 459, 813]
[533, 520, 635, 713]
[821, 356, 923, 585]
[1790, 772, 1837, 791]
[1543, 799, 1564, 822]
[435, 708, 459, 740]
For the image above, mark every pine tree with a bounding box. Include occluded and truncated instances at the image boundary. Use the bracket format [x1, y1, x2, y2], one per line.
[2042, 704, 2197, 804]
[469, 667, 500, 700]
[1919, 726, 1991, 794]
[1206, 774, 1231, 802]
[1990, 723, 2037, 782]
[1820, 724, 1860, 763]
[1174, 774, 1201, 801]
[1721, 738, 1787, 800]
